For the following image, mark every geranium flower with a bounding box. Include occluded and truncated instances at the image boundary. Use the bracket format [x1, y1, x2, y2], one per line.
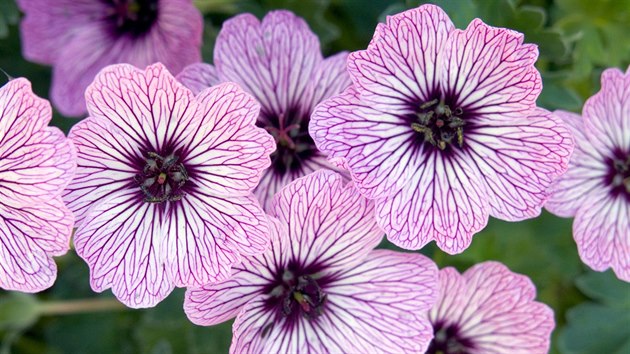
[17, 0, 202, 116]
[427, 262, 554, 354]
[63, 63, 275, 308]
[310, 4, 574, 253]
[184, 171, 438, 353]
[546, 68, 630, 282]
[0, 78, 76, 292]
[177, 10, 351, 210]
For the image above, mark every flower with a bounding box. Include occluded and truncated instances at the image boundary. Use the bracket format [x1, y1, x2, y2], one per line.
[17, 0, 202, 117]
[546, 68, 630, 282]
[0, 78, 76, 292]
[427, 262, 554, 354]
[310, 4, 574, 253]
[184, 170, 438, 353]
[62, 63, 275, 308]
[177, 10, 351, 210]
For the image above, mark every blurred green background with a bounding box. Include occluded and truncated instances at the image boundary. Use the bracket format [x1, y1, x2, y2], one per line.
[0, 0, 629, 353]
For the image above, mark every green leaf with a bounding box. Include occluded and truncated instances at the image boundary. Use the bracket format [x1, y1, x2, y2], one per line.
[0, 0, 19, 39]
[575, 271, 630, 307]
[0, 293, 40, 331]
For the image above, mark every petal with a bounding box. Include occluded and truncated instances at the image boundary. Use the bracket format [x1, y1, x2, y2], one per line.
[0, 78, 50, 143]
[583, 68, 630, 154]
[545, 111, 608, 217]
[310, 86, 423, 199]
[430, 262, 555, 354]
[465, 109, 574, 221]
[73, 190, 173, 308]
[348, 4, 454, 110]
[164, 192, 270, 288]
[323, 250, 438, 353]
[302, 52, 352, 113]
[574, 193, 630, 282]
[0, 197, 73, 292]
[176, 63, 220, 95]
[85, 63, 197, 150]
[269, 170, 383, 273]
[182, 82, 275, 197]
[376, 152, 490, 253]
[63, 117, 141, 227]
[214, 10, 322, 118]
[440, 19, 541, 117]
[183, 217, 286, 326]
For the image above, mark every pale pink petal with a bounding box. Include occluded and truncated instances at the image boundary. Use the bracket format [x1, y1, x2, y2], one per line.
[465, 109, 573, 221]
[0, 197, 73, 292]
[85, 63, 197, 149]
[376, 152, 490, 253]
[176, 63, 220, 95]
[545, 110, 608, 217]
[303, 52, 352, 112]
[269, 170, 383, 273]
[439, 19, 541, 119]
[323, 250, 438, 353]
[214, 10, 322, 119]
[583, 67, 630, 155]
[574, 192, 630, 282]
[348, 4, 454, 111]
[0, 78, 50, 141]
[73, 189, 173, 308]
[181, 82, 275, 197]
[429, 262, 554, 354]
[164, 192, 270, 288]
[310, 86, 424, 199]
[184, 217, 286, 326]
[63, 117, 141, 227]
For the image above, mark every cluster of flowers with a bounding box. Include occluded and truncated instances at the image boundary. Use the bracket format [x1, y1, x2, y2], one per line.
[1, 1, 628, 353]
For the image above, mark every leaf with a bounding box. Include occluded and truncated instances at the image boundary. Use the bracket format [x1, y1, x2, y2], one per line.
[0, 0, 19, 39]
[0, 293, 39, 331]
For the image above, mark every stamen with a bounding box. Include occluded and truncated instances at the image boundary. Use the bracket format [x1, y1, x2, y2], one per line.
[135, 152, 188, 203]
[412, 99, 465, 150]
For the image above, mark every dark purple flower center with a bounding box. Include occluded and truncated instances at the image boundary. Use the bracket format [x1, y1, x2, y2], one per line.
[104, 0, 159, 37]
[261, 108, 316, 175]
[272, 270, 327, 320]
[134, 152, 188, 203]
[412, 98, 465, 151]
[426, 321, 475, 354]
[607, 152, 630, 200]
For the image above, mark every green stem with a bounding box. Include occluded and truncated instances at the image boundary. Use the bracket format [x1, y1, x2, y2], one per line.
[38, 298, 125, 316]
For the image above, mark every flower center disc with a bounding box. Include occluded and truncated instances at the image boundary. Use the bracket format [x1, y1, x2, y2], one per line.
[135, 152, 188, 203]
[426, 322, 475, 354]
[611, 155, 630, 196]
[264, 117, 315, 175]
[275, 270, 327, 320]
[106, 0, 159, 36]
[411, 99, 465, 150]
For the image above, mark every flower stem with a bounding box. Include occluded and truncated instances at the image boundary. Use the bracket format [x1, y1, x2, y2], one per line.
[38, 298, 125, 316]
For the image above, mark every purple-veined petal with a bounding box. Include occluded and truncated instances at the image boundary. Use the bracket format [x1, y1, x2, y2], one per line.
[73, 189, 173, 308]
[323, 250, 438, 353]
[0, 197, 73, 292]
[465, 109, 574, 221]
[545, 110, 608, 217]
[303, 52, 352, 113]
[348, 4, 454, 111]
[310, 86, 424, 199]
[376, 151, 490, 253]
[440, 18, 541, 118]
[583, 67, 630, 155]
[0, 79, 76, 208]
[85, 63, 197, 149]
[182, 82, 275, 197]
[184, 216, 287, 326]
[63, 117, 141, 227]
[429, 262, 554, 354]
[573, 192, 630, 282]
[214, 10, 322, 119]
[269, 170, 383, 273]
[164, 192, 270, 288]
[176, 63, 220, 95]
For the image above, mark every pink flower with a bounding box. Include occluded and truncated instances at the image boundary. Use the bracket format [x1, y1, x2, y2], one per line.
[185, 171, 438, 353]
[177, 11, 351, 210]
[546, 67, 630, 282]
[427, 262, 554, 354]
[17, 0, 202, 117]
[310, 4, 574, 254]
[0, 78, 76, 292]
[63, 63, 275, 308]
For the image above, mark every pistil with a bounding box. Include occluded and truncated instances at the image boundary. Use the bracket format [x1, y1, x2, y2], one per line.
[135, 152, 188, 203]
[274, 270, 327, 320]
[412, 99, 465, 150]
